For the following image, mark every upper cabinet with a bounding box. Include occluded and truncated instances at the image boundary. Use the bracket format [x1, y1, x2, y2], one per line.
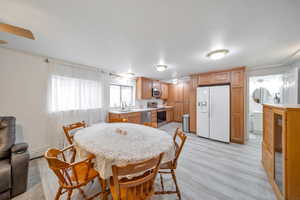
[161, 83, 168, 99]
[198, 73, 212, 85]
[136, 77, 153, 99]
[136, 77, 169, 100]
[175, 82, 184, 102]
[198, 71, 231, 85]
[213, 71, 231, 83]
[231, 69, 245, 87]
[152, 80, 161, 91]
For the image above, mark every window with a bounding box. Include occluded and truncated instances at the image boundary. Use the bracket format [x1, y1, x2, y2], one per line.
[110, 84, 134, 107]
[50, 75, 102, 112]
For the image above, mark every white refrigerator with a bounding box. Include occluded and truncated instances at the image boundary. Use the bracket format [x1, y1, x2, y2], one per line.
[197, 85, 230, 143]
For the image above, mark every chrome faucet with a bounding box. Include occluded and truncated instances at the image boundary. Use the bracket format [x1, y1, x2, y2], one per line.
[121, 101, 127, 110]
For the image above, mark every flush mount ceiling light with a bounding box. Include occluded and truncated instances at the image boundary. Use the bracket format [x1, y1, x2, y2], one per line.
[207, 49, 229, 60]
[156, 65, 168, 72]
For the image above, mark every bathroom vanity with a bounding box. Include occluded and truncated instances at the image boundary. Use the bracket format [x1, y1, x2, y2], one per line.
[262, 104, 300, 200]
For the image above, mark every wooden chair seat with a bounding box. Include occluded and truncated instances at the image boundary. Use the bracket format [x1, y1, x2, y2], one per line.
[70, 163, 99, 185]
[110, 172, 154, 200]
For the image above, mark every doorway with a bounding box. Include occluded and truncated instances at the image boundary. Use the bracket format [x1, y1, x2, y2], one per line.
[248, 74, 284, 140]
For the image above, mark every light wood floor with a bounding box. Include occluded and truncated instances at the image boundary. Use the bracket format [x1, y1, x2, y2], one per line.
[14, 123, 276, 200]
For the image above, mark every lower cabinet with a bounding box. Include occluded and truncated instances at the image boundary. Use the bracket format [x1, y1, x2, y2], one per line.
[151, 111, 158, 128]
[166, 109, 174, 122]
[262, 142, 274, 180]
[174, 103, 183, 122]
[108, 112, 141, 124]
[127, 112, 141, 124]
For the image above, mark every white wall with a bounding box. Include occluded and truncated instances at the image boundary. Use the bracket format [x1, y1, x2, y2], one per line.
[0, 48, 50, 158]
[283, 66, 299, 104]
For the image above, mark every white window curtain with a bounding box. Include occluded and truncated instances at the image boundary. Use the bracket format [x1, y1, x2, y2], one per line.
[46, 60, 110, 148]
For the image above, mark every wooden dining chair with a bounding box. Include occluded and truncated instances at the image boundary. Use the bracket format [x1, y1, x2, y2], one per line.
[155, 128, 187, 200]
[63, 121, 87, 145]
[110, 153, 164, 200]
[108, 118, 128, 123]
[44, 145, 109, 200]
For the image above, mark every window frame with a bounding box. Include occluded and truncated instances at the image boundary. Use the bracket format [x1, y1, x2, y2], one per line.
[109, 84, 135, 108]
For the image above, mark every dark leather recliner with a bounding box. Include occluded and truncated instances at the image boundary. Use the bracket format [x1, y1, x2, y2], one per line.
[0, 117, 29, 200]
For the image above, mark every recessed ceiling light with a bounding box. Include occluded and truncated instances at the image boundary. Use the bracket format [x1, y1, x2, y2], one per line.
[207, 49, 229, 60]
[156, 65, 168, 72]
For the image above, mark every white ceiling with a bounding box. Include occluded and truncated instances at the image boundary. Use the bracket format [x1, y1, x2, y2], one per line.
[1, 0, 300, 80]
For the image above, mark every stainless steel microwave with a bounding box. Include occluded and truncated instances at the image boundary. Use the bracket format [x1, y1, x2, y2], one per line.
[152, 88, 161, 98]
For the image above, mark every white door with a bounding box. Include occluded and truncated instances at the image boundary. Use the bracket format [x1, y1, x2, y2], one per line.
[209, 85, 230, 142]
[197, 87, 210, 138]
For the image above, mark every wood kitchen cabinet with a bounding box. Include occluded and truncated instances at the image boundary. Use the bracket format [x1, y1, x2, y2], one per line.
[108, 112, 141, 124]
[167, 84, 176, 102]
[160, 83, 168, 99]
[136, 77, 153, 99]
[166, 109, 174, 122]
[230, 68, 245, 144]
[198, 73, 212, 85]
[151, 111, 158, 128]
[173, 102, 183, 122]
[175, 82, 184, 102]
[183, 81, 191, 103]
[167, 78, 193, 123]
[212, 71, 231, 83]
[262, 104, 300, 200]
[127, 112, 141, 124]
[167, 82, 187, 122]
[231, 69, 245, 87]
[168, 83, 184, 102]
[230, 87, 244, 143]
[189, 75, 197, 133]
[152, 80, 161, 91]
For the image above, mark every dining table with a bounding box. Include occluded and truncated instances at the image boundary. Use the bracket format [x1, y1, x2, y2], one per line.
[73, 122, 176, 179]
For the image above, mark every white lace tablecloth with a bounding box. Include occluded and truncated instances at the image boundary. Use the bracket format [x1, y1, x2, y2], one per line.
[73, 123, 175, 179]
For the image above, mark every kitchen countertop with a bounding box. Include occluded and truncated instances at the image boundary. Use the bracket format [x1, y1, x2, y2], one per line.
[263, 103, 300, 110]
[109, 106, 173, 114]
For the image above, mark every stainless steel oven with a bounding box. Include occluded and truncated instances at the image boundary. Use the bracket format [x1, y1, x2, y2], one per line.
[157, 110, 166, 127]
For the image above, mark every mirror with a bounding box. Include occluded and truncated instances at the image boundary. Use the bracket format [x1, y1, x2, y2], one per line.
[252, 87, 271, 104]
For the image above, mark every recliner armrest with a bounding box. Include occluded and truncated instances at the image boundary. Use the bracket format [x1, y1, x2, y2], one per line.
[10, 143, 29, 197]
[11, 143, 28, 154]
